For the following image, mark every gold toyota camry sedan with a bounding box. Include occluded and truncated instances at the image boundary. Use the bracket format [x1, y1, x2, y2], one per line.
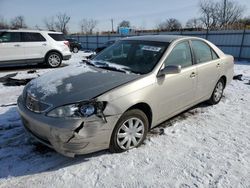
[17, 35, 234, 157]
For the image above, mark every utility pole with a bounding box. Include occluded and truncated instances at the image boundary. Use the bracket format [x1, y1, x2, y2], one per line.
[111, 19, 114, 33]
[223, 0, 227, 28]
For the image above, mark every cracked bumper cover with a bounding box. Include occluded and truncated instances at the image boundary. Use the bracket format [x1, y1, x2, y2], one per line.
[17, 96, 121, 157]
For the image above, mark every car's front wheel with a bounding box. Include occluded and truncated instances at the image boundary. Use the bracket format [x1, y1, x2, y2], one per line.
[46, 52, 62, 68]
[208, 78, 225, 105]
[110, 109, 149, 153]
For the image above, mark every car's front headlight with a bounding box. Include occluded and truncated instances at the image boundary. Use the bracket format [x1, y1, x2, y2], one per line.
[46, 101, 106, 118]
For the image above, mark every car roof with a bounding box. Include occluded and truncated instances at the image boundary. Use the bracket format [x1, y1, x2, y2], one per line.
[122, 35, 193, 43]
[0, 29, 62, 34]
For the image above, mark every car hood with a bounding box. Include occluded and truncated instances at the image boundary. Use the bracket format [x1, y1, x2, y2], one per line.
[27, 63, 140, 107]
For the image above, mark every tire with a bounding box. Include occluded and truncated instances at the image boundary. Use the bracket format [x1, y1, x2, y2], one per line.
[208, 78, 225, 105]
[72, 47, 79, 53]
[46, 52, 62, 68]
[109, 109, 149, 153]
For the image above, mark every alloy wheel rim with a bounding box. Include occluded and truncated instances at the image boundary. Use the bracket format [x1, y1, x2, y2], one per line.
[117, 117, 145, 150]
[73, 47, 78, 53]
[48, 54, 60, 67]
[214, 82, 223, 102]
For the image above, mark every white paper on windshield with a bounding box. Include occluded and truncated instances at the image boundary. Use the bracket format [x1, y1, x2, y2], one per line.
[142, 45, 161, 52]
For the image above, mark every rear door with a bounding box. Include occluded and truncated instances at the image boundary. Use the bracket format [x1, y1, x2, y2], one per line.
[190, 40, 221, 101]
[0, 31, 25, 64]
[21, 32, 48, 61]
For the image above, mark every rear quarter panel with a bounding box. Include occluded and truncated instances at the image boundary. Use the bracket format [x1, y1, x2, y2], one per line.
[221, 55, 234, 87]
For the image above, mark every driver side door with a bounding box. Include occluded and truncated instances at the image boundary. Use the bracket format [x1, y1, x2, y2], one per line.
[155, 40, 197, 122]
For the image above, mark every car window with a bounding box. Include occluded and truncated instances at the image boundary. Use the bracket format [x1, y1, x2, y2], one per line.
[48, 33, 65, 41]
[0, 32, 21, 42]
[21, 32, 46, 42]
[164, 41, 192, 68]
[192, 40, 217, 63]
[211, 48, 219, 60]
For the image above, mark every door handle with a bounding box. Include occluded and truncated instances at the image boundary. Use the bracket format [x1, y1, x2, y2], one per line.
[14, 44, 20, 47]
[190, 72, 196, 78]
[216, 63, 221, 68]
[42, 43, 47, 46]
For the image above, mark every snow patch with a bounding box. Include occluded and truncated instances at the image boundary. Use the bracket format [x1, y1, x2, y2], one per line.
[29, 63, 96, 99]
[65, 83, 73, 92]
[0, 54, 249, 187]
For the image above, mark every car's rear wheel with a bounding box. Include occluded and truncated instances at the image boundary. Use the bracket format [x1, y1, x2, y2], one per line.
[208, 78, 225, 105]
[46, 52, 62, 68]
[72, 47, 79, 53]
[110, 109, 149, 153]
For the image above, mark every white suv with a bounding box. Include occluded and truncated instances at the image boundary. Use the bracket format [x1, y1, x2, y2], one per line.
[0, 29, 72, 68]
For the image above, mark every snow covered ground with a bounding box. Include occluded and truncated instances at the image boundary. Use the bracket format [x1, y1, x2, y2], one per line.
[0, 52, 249, 188]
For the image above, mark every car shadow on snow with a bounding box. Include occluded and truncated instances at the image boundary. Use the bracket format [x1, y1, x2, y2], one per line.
[0, 63, 69, 72]
[149, 102, 212, 136]
[0, 101, 214, 179]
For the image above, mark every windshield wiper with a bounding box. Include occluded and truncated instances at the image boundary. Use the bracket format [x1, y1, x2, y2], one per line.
[83, 59, 141, 74]
[122, 68, 141, 74]
[84, 60, 127, 73]
[97, 65, 127, 73]
[83, 59, 95, 66]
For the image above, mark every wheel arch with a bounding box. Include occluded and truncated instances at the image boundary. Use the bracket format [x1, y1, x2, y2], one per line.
[126, 102, 153, 129]
[220, 75, 227, 88]
[44, 50, 63, 61]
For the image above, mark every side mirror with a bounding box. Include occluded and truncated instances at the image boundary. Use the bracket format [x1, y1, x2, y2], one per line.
[157, 65, 181, 77]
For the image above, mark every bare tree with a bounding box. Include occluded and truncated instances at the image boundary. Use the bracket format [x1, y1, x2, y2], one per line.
[0, 16, 9, 29]
[55, 13, 70, 34]
[34, 25, 41, 30]
[44, 16, 56, 31]
[217, 0, 245, 28]
[157, 18, 182, 31]
[186, 18, 203, 29]
[199, 0, 245, 30]
[79, 19, 98, 34]
[199, 0, 218, 30]
[118, 20, 131, 28]
[10, 16, 27, 29]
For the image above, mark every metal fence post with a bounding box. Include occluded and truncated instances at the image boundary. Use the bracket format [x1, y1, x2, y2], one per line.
[96, 33, 99, 48]
[206, 29, 209, 40]
[86, 34, 89, 50]
[239, 26, 246, 60]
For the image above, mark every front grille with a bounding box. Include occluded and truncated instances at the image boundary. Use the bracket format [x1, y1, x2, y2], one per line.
[25, 93, 51, 113]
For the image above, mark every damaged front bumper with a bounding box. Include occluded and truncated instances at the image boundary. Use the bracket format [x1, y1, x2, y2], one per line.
[17, 96, 121, 157]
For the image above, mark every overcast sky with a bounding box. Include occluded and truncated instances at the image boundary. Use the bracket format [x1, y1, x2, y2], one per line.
[0, 0, 250, 32]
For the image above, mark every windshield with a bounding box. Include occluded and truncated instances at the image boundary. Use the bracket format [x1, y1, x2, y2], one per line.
[92, 40, 169, 74]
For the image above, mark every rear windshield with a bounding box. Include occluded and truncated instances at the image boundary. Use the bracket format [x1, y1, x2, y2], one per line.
[48, 33, 65, 41]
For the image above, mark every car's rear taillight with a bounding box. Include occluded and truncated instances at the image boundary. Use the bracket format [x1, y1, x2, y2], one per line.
[64, 41, 70, 47]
